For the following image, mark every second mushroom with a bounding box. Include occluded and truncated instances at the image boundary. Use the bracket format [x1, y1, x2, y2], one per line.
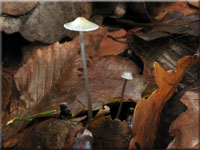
[116, 71, 133, 119]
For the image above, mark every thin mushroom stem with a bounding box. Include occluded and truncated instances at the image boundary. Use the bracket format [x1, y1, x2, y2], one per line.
[79, 31, 93, 121]
[116, 79, 127, 119]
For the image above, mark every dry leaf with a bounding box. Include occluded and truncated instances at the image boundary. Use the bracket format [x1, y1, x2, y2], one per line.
[3, 127, 32, 148]
[187, 0, 200, 8]
[129, 54, 199, 148]
[128, 29, 199, 84]
[88, 115, 133, 149]
[167, 90, 199, 148]
[13, 28, 106, 117]
[64, 124, 84, 149]
[154, 2, 199, 20]
[35, 55, 145, 116]
[7, 28, 145, 143]
[2, 72, 12, 125]
[134, 12, 200, 42]
[16, 118, 77, 149]
[2, 72, 12, 111]
[80, 55, 146, 106]
[98, 29, 127, 57]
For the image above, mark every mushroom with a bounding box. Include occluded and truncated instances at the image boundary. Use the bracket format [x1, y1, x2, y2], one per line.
[116, 71, 133, 119]
[64, 17, 99, 121]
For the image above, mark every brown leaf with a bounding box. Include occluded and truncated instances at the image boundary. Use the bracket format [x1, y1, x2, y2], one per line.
[88, 115, 133, 149]
[16, 118, 77, 149]
[154, 2, 199, 20]
[40, 55, 144, 116]
[167, 90, 199, 148]
[2, 72, 12, 111]
[8, 28, 145, 148]
[2, 69, 21, 125]
[64, 124, 84, 149]
[13, 28, 106, 117]
[98, 29, 128, 57]
[14, 42, 76, 114]
[129, 54, 199, 148]
[39, 55, 144, 116]
[3, 126, 32, 148]
[131, 10, 200, 42]
[128, 31, 199, 84]
[32, 55, 145, 118]
[77, 55, 146, 109]
[187, 0, 200, 8]
[2, 72, 12, 125]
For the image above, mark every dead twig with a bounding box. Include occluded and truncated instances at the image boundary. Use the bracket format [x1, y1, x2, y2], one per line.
[107, 35, 129, 44]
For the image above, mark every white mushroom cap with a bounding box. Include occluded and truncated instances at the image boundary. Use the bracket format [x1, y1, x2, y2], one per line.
[64, 17, 99, 32]
[121, 71, 133, 80]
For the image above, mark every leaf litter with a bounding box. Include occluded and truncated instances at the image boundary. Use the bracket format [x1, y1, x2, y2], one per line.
[2, 1, 200, 149]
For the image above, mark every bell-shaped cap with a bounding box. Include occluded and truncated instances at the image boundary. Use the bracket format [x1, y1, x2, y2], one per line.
[121, 71, 133, 80]
[64, 17, 99, 32]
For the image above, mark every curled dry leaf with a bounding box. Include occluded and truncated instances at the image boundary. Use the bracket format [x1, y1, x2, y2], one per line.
[129, 54, 200, 149]
[167, 90, 199, 148]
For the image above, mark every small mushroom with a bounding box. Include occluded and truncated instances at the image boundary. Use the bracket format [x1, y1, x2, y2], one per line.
[116, 71, 133, 119]
[64, 17, 99, 121]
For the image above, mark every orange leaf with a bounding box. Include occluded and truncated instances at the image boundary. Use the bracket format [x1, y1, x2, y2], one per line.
[129, 53, 199, 148]
[98, 29, 127, 57]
